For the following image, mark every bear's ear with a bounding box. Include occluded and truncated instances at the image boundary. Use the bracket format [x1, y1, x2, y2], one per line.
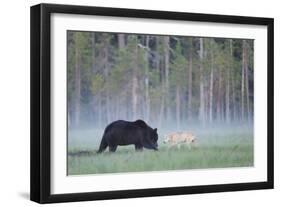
[154, 128, 157, 132]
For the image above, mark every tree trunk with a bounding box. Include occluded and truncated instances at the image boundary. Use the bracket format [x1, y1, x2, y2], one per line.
[132, 75, 138, 120]
[244, 40, 250, 122]
[74, 35, 81, 127]
[91, 33, 96, 72]
[199, 38, 205, 126]
[231, 76, 236, 121]
[230, 40, 236, 121]
[225, 40, 231, 124]
[145, 36, 150, 122]
[97, 93, 102, 128]
[209, 41, 214, 123]
[188, 38, 193, 121]
[91, 33, 96, 125]
[176, 85, 181, 129]
[132, 37, 138, 120]
[102, 34, 110, 124]
[164, 36, 170, 121]
[157, 36, 164, 127]
[241, 40, 245, 121]
[217, 68, 222, 122]
[118, 34, 125, 49]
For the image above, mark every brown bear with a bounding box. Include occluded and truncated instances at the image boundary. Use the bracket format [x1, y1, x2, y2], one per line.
[97, 120, 158, 153]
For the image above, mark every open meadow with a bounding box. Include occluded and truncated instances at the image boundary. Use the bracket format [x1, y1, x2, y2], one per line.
[67, 126, 253, 175]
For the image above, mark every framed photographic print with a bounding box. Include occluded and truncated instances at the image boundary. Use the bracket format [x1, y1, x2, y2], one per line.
[30, 3, 274, 203]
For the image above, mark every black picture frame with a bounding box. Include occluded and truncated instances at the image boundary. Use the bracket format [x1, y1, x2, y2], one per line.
[30, 3, 274, 204]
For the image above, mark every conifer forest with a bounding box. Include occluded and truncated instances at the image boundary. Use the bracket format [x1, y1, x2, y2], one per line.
[67, 31, 254, 129]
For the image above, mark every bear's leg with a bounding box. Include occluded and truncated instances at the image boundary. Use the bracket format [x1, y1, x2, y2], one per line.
[97, 137, 108, 153]
[135, 144, 143, 151]
[109, 145, 117, 152]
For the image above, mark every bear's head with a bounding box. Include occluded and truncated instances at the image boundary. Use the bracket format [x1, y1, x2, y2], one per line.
[143, 128, 158, 150]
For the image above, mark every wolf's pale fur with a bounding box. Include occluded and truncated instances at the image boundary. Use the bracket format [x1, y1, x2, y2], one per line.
[163, 132, 196, 149]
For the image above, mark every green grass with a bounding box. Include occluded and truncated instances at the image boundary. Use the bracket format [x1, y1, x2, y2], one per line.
[67, 128, 253, 175]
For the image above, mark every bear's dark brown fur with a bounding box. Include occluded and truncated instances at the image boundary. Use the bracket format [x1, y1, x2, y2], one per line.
[97, 120, 158, 153]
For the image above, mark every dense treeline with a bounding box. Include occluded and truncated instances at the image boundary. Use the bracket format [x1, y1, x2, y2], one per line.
[67, 31, 253, 129]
